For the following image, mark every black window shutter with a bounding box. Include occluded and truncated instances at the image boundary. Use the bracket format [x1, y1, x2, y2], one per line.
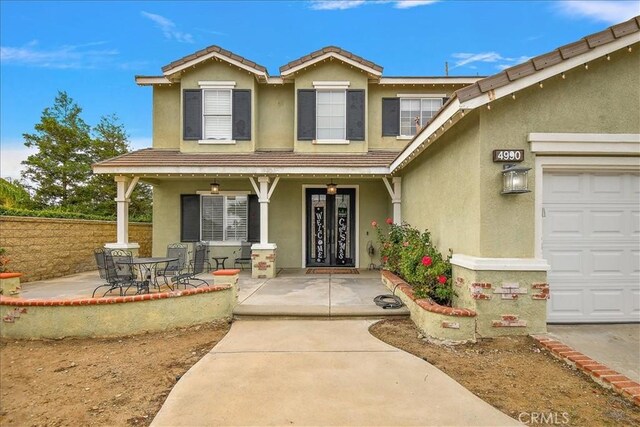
[183, 90, 202, 140]
[247, 194, 260, 243]
[232, 89, 251, 140]
[180, 194, 200, 242]
[346, 90, 365, 141]
[442, 97, 450, 105]
[381, 98, 400, 136]
[297, 89, 316, 140]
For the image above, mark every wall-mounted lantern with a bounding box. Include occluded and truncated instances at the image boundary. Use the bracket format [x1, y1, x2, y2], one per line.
[210, 181, 220, 194]
[326, 182, 337, 195]
[501, 164, 531, 194]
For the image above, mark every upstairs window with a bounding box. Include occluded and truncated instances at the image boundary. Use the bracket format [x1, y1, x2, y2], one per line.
[399, 98, 443, 137]
[316, 90, 346, 140]
[382, 96, 447, 138]
[203, 89, 232, 140]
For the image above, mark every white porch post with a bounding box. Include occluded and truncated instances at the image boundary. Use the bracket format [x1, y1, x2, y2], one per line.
[105, 176, 140, 254]
[383, 177, 402, 225]
[249, 176, 279, 278]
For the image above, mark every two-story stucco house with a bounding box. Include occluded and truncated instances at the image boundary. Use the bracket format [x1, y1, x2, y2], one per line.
[94, 16, 640, 324]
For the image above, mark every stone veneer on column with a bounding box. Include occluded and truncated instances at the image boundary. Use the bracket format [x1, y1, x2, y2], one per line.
[251, 244, 277, 279]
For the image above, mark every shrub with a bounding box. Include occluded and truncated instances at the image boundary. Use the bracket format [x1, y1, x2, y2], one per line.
[0, 247, 9, 273]
[374, 219, 455, 306]
[0, 207, 151, 223]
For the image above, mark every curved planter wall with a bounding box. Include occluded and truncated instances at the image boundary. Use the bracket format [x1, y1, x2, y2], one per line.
[0, 285, 234, 339]
[381, 270, 477, 344]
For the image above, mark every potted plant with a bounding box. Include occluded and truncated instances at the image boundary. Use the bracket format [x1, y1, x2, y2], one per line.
[0, 247, 22, 296]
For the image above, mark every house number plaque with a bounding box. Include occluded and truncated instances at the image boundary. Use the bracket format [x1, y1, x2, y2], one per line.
[493, 149, 524, 162]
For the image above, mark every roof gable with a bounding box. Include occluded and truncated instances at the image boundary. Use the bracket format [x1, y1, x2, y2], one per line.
[161, 45, 269, 81]
[279, 46, 383, 78]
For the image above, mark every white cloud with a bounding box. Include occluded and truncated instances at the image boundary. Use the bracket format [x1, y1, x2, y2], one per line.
[393, 0, 438, 9]
[555, 1, 639, 24]
[309, 0, 437, 10]
[0, 145, 37, 181]
[141, 11, 194, 43]
[451, 52, 531, 71]
[0, 40, 119, 69]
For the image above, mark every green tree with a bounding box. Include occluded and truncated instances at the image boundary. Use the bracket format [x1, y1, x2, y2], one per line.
[21, 91, 92, 208]
[0, 178, 33, 209]
[85, 114, 152, 220]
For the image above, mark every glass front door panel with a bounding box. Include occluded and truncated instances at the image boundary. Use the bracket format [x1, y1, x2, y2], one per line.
[306, 188, 355, 267]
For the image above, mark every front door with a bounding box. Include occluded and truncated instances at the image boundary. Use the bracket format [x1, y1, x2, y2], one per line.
[306, 188, 356, 267]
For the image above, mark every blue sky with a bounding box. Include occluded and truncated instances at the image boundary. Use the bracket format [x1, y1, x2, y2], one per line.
[1, 0, 639, 179]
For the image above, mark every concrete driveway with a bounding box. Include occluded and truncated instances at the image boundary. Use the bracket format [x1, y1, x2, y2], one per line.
[152, 319, 518, 426]
[547, 323, 640, 383]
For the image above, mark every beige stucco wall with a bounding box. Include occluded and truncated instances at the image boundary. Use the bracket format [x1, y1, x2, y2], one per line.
[401, 111, 482, 256]
[256, 84, 295, 150]
[178, 61, 257, 153]
[152, 178, 391, 269]
[153, 85, 181, 149]
[476, 46, 640, 257]
[401, 46, 640, 259]
[293, 62, 369, 153]
[367, 85, 462, 151]
[0, 217, 152, 282]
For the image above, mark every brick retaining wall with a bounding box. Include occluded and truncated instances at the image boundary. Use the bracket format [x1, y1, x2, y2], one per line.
[0, 216, 152, 282]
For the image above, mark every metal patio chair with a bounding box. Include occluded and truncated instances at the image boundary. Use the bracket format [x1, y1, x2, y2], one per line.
[171, 243, 209, 288]
[234, 243, 252, 270]
[92, 248, 139, 297]
[157, 243, 188, 289]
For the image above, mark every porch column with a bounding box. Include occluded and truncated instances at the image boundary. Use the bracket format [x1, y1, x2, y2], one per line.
[383, 177, 402, 225]
[105, 176, 140, 255]
[249, 176, 279, 279]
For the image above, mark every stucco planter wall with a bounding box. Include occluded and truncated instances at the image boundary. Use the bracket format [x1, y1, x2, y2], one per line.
[0, 284, 235, 339]
[0, 273, 22, 297]
[381, 270, 477, 344]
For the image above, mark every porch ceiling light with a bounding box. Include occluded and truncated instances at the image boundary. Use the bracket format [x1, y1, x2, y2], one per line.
[210, 181, 220, 194]
[326, 182, 337, 195]
[501, 164, 531, 194]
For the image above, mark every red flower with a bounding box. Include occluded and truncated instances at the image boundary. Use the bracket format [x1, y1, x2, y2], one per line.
[421, 256, 432, 267]
[438, 275, 447, 284]
[386, 217, 393, 225]
[371, 220, 378, 228]
[382, 256, 388, 263]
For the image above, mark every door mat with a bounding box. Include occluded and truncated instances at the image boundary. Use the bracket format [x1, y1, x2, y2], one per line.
[306, 268, 359, 274]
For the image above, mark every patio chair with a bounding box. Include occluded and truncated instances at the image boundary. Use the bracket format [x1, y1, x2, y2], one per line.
[92, 249, 140, 297]
[171, 243, 209, 288]
[234, 243, 252, 270]
[157, 243, 188, 289]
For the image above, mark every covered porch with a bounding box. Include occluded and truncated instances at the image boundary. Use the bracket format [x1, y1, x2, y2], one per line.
[92, 149, 403, 276]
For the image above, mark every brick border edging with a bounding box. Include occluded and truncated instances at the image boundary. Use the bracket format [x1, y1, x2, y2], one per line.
[0, 285, 231, 307]
[382, 270, 476, 317]
[532, 335, 640, 406]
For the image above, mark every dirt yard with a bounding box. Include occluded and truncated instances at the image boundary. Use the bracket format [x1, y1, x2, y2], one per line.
[0, 320, 230, 427]
[370, 319, 640, 427]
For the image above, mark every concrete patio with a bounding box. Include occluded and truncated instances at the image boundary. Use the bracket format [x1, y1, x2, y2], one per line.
[14, 268, 409, 318]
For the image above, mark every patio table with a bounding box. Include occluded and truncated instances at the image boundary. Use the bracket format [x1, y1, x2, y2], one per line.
[118, 257, 178, 293]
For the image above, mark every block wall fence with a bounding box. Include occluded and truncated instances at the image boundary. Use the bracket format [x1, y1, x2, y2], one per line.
[0, 216, 152, 283]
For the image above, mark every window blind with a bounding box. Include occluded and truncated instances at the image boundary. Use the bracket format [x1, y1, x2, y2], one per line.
[201, 196, 224, 241]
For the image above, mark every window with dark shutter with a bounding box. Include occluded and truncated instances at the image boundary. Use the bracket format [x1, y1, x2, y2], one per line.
[346, 90, 365, 141]
[247, 194, 260, 243]
[381, 98, 400, 136]
[183, 90, 203, 140]
[297, 89, 316, 140]
[180, 194, 200, 242]
[232, 89, 251, 140]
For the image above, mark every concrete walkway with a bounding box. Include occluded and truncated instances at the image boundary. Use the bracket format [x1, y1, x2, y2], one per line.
[548, 324, 640, 383]
[152, 320, 518, 426]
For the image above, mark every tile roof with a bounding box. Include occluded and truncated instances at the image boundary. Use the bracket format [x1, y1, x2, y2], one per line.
[279, 46, 383, 74]
[162, 45, 268, 75]
[456, 16, 640, 103]
[93, 149, 399, 169]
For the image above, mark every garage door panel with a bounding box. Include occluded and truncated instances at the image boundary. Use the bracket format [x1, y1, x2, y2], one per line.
[544, 171, 640, 323]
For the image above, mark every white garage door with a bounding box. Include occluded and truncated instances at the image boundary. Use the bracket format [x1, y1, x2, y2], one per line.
[543, 171, 640, 323]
